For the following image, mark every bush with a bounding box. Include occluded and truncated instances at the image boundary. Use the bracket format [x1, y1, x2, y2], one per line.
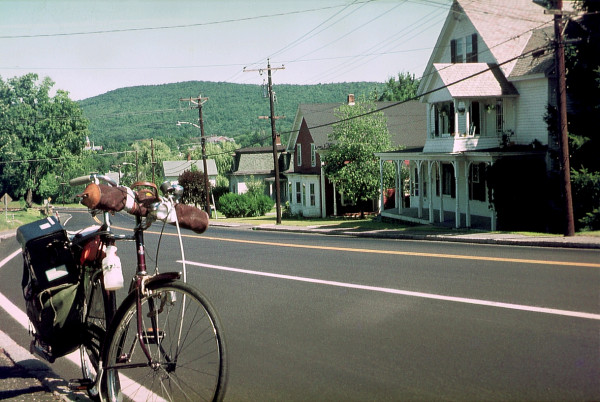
[217, 192, 274, 218]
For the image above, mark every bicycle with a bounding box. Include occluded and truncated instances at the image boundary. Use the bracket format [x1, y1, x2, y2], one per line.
[62, 174, 227, 401]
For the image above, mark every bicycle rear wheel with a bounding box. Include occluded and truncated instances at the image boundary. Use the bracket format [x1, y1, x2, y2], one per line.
[80, 275, 117, 401]
[102, 279, 227, 402]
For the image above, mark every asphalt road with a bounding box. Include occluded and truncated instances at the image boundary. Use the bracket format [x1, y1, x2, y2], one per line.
[1, 210, 598, 401]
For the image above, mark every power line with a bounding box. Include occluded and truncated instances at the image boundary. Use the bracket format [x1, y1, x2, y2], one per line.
[280, 42, 553, 138]
[0, 3, 367, 39]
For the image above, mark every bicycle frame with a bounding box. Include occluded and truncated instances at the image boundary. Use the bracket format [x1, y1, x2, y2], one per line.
[67, 174, 222, 401]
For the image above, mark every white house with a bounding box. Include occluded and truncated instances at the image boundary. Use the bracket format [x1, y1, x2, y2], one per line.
[377, 0, 563, 231]
[162, 159, 218, 186]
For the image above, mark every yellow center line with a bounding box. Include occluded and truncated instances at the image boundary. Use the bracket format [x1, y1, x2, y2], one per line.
[108, 225, 600, 269]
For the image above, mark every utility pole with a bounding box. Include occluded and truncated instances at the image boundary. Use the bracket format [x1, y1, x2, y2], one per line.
[179, 94, 211, 214]
[545, 0, 575, 236]
[244, 59, 285, 224]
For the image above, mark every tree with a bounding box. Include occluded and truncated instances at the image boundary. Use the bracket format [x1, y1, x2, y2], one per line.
[322, 100, 394, 218]
[178, 170, 208, 208]
[0, 74, 89, 206]
[378, 72, 420, 102]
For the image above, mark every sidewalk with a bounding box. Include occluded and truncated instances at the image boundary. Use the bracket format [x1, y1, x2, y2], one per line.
[0, 222, 598, 401]
[212, 221, 600, 249]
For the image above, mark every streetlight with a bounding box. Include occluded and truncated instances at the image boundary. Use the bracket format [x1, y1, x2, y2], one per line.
[111, 162, 136, 186]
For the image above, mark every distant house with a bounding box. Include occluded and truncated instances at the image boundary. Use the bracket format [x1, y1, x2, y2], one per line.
[376, 0, 565, 231]
[229, 143, 290, 202]
[286, 95, 426, 217]
[162, 160, 218, 186]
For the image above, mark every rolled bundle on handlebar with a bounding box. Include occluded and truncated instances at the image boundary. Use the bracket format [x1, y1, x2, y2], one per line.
[77, 183, 209, 234]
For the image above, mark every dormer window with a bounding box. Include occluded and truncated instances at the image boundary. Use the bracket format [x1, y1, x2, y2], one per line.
[451, 34, 478, 63]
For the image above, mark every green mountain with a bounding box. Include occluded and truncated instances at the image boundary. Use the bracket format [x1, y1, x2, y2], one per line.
[79, 81, 383, 150]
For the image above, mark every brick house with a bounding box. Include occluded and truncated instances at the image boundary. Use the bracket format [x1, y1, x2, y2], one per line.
[287, 96, 426, 217]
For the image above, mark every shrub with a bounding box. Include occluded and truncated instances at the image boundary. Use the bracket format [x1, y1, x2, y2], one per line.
[217, 193, 250, 218]
[217, 192, 274, 218]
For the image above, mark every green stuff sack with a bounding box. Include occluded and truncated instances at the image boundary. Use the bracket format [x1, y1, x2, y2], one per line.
[24, 281, 84, 360]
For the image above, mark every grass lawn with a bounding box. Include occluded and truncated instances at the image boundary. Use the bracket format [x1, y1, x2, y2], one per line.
[0, 207, 45, 231]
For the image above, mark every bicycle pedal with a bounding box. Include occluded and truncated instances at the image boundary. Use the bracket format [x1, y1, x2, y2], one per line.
[68, 378, 94, 391]
[142, 328, 165, 344]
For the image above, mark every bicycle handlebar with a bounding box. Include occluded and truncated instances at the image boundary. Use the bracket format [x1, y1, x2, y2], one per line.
[70, 176, 209, 234]
[69, 174, 118, 187]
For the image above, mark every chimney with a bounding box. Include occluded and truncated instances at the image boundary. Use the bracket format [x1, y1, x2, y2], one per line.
[347, 94, 355, 106]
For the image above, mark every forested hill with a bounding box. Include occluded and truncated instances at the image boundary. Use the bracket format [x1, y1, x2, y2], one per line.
[79, 81, 383, 150]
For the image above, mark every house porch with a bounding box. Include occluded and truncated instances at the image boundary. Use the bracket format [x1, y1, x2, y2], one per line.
[380, 206, 492, 231]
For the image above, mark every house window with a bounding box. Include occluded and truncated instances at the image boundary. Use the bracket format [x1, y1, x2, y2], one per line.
[469, 163, 486, 201]
[434, 102, 455, 136]
[495, 99, 504, 135]
[302, 183, 306, 206]
[309, 183, 316, 206]
[451, 38, 464, 63]
[452, 34, 477, 63]
[435, 164, 440, 196]
[310, 144, 316, 167]
[412, 168, 419, 196]
[442, 164, 456, 198]
[466, 34, 478, 62]
[296, 182, 301, 204]
[296, 144, 302, 166]
[469, 101, 481, 135]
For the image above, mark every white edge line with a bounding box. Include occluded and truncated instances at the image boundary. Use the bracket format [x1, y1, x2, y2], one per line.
[181, 260, 600, 321]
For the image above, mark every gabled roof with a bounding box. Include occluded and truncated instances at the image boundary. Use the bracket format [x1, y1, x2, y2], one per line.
[288, 101, 427, 151]
[418, 0, 557, 96]
[231, 145, 288, 176]
[459, 0, 553, 77]
[510, 26, 555, 78]
[162, 160, 218, 177]
[434, 63, 518, 98]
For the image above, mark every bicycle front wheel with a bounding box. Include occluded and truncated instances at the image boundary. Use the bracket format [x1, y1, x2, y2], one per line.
[102, 279, 227, 402]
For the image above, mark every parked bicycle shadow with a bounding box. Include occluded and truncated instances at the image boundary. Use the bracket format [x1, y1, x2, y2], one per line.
[0, 351, 87, 401]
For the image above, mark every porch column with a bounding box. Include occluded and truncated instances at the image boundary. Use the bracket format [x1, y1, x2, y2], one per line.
[397, 160, 403, 213]
[438, 162, 444, 223]
[453, 160, 460, 228]
[465, 161, 472, 228]
[427, 161, 434, 223]
[417, 160, 423, 218]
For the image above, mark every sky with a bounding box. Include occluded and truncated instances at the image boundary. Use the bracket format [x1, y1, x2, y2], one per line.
[0, 0, 451, 101]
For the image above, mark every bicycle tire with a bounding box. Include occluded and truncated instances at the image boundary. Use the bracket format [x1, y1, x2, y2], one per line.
[80, 275, 118, 401]
[102, 279, 227, 402]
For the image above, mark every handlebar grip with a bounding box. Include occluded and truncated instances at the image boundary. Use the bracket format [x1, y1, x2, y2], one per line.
[69, 175, 92, 186]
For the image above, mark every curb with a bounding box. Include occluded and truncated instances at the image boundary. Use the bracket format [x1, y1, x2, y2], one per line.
[0, 331, 83, 401]
[248, 225, 600, 249]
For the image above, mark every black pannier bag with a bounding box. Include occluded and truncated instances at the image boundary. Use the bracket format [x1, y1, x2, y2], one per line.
[17, 216, 83, 362]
